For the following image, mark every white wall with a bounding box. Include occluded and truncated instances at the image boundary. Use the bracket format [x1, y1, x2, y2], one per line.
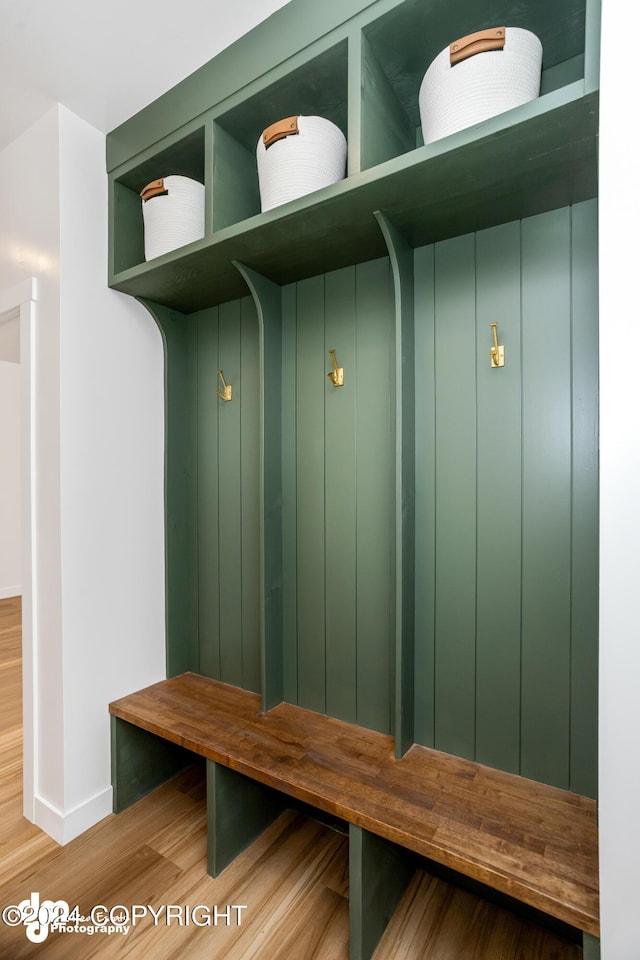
[0, 107, 66, 814]
[0, 105, 166, 842]
[0, 357, 21, 598]
[598, 0, 640, 957]
[57, 105, 166, 827]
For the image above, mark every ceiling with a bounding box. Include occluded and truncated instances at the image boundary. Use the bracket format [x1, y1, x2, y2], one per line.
[0, 0, 290, 153]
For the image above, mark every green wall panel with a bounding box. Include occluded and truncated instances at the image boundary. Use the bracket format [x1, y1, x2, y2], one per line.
[197, 307, 221, 679]
[194, 298, 262, 691]
[218, 300, 244, 687]
[296, 276, 327, 714]
[520, 207, 572, 789]
[413, 201, 597, 795]
[569, 199, 599, 797]
[156, 204, 596, 794]
[325, 268, 358, 724]
[354, 259, 393, 734]
[280, 260, 394, 733]
[475, 221, 523, 774]
[433, 233, 477, 760]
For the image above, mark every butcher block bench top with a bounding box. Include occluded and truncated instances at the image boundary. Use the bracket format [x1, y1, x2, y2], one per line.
[109, 671, 599, 936]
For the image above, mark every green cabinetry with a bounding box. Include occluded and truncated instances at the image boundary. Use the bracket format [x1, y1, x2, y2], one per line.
[107, 0, 599, 798]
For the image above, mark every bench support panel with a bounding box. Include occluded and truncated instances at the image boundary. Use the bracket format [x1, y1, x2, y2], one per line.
[111, 716, 192, 813]
[583, 932, 600, 959]
[206, 760, 285, 877]
[349, 824, 414, 960]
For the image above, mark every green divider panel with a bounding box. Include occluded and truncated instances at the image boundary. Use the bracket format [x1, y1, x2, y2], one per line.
[206, 761, 284, 877]
[240, 296, 263, 694]
[375, 212, 415, 759]
[233, 262, 283, 710]
[360, 33, 414, 171]
[349, 824, 414, 960]
[582, 933, 601, 960]
[281, 282, 299, 705]
[413, 243, 436, 748]
[111, 716, 191, 813]
[142, 299, 199, 677]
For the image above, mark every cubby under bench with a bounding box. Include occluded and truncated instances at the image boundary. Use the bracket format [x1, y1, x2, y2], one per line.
[109, 672, 599, 959]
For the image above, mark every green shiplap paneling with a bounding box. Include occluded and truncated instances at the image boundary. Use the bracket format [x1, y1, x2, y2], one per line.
[569, 199, 599, 798]
[281, 283, 298, 705]
[240, 296, 261, 694]
[325, 267, 358, 724]
[296, 275, 327, 714]
[355, 258, 393, 735]
[475, 221, 523, 774]
[151, 208, 596, 790]
[412, 204, 598, 789]
[413, 244, 436, 747]
[197, 307, 221, 679]
[283, 260, 395, 729]
[143, 301, 199, 677]
[521, 207, 572, 789]
[217, 300, 243, 687]
[433, 234, 477, 760]
[196, 295, 263, 692]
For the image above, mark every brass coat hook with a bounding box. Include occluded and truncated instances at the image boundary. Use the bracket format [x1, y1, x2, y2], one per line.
[216, 369, 233, 401]
[327, 349, 344, 387]
[490, 323, 505, 368]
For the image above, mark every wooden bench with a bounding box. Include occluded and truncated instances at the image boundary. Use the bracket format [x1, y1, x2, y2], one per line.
[109, 672, 599, 959]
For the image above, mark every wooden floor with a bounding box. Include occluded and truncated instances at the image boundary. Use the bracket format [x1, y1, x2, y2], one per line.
[0, 597, 581, 959]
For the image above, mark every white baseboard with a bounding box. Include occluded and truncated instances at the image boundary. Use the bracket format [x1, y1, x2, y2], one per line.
[0, 586, 21, 600]
[33, 786, 113, 845]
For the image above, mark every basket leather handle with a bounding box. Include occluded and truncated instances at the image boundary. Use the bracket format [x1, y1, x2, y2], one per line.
[140, 178, 167, 201]
[450, 27, 506, 66]
[263, 116, 299, 149]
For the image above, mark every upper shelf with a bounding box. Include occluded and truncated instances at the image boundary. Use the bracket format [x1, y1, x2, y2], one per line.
[110, 86, 597, 313]
[107, 0, 599, 314]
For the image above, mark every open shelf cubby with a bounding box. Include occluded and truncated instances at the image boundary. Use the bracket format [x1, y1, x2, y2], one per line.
[212, 39, 349, 232]
[110, 124, 206, 274]
[360, 0, 588, 168]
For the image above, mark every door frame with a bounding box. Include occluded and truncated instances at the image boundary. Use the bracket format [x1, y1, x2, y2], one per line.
[0, 277, 38, 821]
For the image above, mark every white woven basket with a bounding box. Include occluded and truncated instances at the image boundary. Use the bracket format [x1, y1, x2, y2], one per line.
[140, 175, 205, 261]
[419, 26, 542, 145]
[256, 115, 347, 212]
